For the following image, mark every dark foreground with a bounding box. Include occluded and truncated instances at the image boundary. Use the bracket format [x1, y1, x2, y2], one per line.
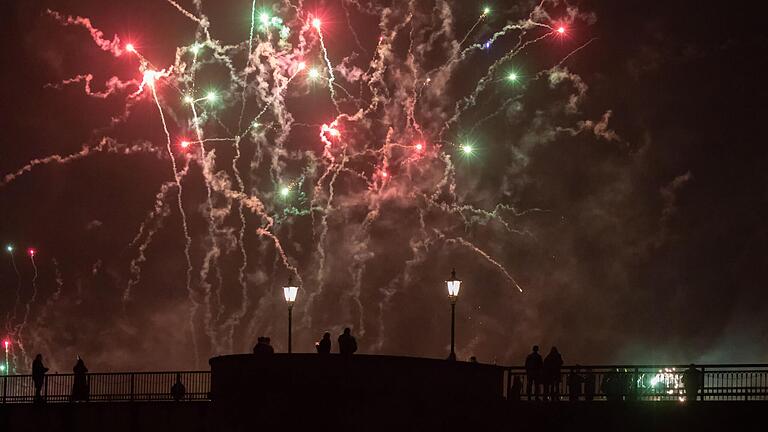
[1, 400, 766, 431]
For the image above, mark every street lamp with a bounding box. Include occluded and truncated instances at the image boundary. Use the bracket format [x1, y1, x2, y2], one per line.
[283, 277, 299, 353]
[446, 268, 462, 361]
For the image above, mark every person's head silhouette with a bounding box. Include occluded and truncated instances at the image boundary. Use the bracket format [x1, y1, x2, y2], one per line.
[323, 332, 330, 339]
[532, 345, 539, 352]
[344, 327, 351, 335]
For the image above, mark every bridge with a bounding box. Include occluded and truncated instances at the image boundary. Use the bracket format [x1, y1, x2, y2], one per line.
[1, 357, 766, 403]
[1, 356, 766, 431]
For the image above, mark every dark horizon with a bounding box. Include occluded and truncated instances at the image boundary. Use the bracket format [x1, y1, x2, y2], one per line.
[0, 0, 766, 373]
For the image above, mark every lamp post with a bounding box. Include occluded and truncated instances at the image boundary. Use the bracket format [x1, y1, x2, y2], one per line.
[446, 268, 462, 361]
[283, 277, 299, 353]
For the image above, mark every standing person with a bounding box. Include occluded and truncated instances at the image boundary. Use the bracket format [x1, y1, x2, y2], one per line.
[682, 364, 703, 402]
[568, 366, 584, 401]
[253, 337, 275, 355]
[32, 354, 49, 403]
[525, 345, 543, 400]
[171, 373, 186, 401]
[338, 328, 357, 355]
[315, 332, 331, 354]
[603, 369, 621, 401]
[71, 357, 89, 402]
[543, 347, 563, 401]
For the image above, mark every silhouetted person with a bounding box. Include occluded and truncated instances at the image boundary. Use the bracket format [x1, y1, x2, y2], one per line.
[71, 358, 89, 402]
[683, 364, 703, 401]
[525, 345, 543, 400]
[543, 347, 563, 401]
[171, 373, 186, 401]
[583, 368, 596, 401]
[32, 354, 49, 403]
[568, 367, 584, 401]
[253, 336, 275, 355]
[509, 376, 523, 401]
[603, 369, 622, 401]
[338, 328, 357, 355]
[470, 356, 478, 363]
[315, 332, 331, 354]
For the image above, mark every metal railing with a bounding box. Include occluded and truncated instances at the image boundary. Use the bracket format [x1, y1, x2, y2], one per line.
[0, 371, 210, 403]
[504, 364, 768, 401]
[2, 364, 767, 403]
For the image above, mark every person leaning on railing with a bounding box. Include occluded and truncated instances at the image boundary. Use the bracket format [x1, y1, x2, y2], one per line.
[32, 354, 49, 403]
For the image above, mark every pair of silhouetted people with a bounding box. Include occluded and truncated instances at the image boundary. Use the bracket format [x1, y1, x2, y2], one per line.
[338, 328, 357, 355]
[316, 332, 332, 354]
[171, 373, 186, 401]
[525, 345, 563, 400]
[71, 357, 89, 402]
[32, 354, 49, 403]
[314, 329, 357, 354]
[253, 337, 275, 355]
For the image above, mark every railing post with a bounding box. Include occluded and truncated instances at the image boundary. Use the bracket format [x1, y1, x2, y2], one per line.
[2, 375, 6, 404]
[700, 367, 704, 401]
[130, 373, 135, 402]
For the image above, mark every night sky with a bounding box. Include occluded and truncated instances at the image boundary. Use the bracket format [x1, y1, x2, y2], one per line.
[1, 0, 766, 372]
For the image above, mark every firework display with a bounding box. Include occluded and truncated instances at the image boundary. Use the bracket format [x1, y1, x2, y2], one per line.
[1, 0, 602, 369]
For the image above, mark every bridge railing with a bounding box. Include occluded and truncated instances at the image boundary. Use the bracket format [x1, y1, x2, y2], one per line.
[2, 364, 767, 403]
[504, 364, 768, 401]
[0, 371, 210, 403]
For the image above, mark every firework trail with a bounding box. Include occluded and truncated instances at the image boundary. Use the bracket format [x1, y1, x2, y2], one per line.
[3, 1, 603, 361]
[46, 10, 124, 56]
[314, 19, 341, 114]
[0, 138, 160, 187]
[44, 74, 140, 99]
[34, 258, 64, 332]
[4, 247, 22, 340]
[124, 182, 175, 303]
[14, 249, 39, 368]
[148, 75, 198, 366]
